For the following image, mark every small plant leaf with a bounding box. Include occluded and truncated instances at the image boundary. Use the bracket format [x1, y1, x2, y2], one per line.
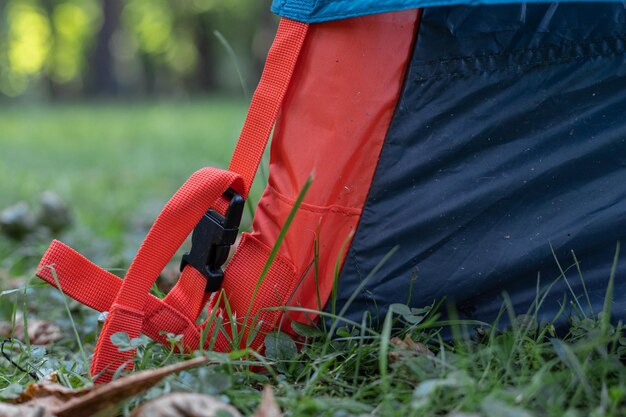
[403, 314, 426, 325]
[130, 337, 147, 348]
[202, 373, 232, 395]
[481, 398, 534, 417]
[110, 332, 130, 348]
[0, 383, 26, 401]
[336, 327, 351, 338]
[389, 303, 426, 324]
[390, 303, 413, 317]
[264, 331, 297, 362]
[290, 321, 323, 339]
[412, 372, 472, 410]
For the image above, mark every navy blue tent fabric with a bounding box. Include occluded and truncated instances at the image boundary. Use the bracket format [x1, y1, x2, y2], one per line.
[271, 0, 626, 23]
[335, 3, 626, 328]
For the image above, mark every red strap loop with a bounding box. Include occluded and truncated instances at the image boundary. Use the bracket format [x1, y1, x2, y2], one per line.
[91, 167, 243, 381]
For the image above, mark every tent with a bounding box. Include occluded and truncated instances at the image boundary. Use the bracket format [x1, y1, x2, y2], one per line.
[36, 1, 626, 382]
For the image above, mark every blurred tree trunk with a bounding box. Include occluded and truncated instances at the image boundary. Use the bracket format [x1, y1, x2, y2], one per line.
[40, 0, 60, 99]
[251, 8, 277, 86]
[140, 55, 157, 96]
[87, 0, 121, 96]
[194, 14, 218, 93]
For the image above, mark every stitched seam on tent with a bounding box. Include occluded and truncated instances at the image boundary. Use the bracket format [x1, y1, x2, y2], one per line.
[412, 50, 626, 81]
[349, 249, 364, 286]
[281, 0, 314, 15]
[411, 42, 626, 81]
[267, 185, 362, 216]
[413, 32, 626, 66]
[305, 1, 451, 18]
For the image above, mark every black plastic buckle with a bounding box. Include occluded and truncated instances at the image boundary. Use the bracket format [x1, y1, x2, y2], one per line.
[180, 189, 245, 292]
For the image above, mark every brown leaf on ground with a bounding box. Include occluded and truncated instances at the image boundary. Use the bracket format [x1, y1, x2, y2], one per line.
[4, 373, 91, 417]
[5, 356, 210, 417]
[51, 356, 209, 417]
[13, 372, 93, 409]
[389, 335, 434, 363]
[253, 386, 282, 417]
[131, 393, 243, 417]
[0, 319, 62, 345]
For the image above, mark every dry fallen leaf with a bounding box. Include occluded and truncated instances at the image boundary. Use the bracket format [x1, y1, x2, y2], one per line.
[253, 386, 282, 417]
[51, 356, 209, 417]
[0, 319, 62, 345]
[389, 335, 434, 363]
[13, 372, 93, 410]
[5, 356, 210, 417]
[131, 393, 243, 417]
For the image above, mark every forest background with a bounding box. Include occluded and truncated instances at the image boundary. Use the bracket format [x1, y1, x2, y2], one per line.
[0, 0, 273, 100]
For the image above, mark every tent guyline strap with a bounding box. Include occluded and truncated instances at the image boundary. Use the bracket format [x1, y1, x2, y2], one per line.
[35, 18, 309, 384]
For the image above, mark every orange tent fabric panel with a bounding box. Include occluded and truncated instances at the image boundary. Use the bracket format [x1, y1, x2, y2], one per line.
[222, 10, 421, 329]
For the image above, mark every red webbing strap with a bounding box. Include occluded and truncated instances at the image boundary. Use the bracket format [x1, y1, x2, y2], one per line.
[35, 18, 309, 384]
[37, 241, 226, 349]
[90, 19, 308, 379]
[229, 18, 309, 197]
[91, 168, 243, 381]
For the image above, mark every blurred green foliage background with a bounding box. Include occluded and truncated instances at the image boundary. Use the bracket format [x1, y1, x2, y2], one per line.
[0, 0, 275, 278]
[0, 0, 275, 99]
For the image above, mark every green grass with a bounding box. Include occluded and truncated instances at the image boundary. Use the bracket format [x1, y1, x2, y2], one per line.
[0, 99, 269, 274]
[0, 102, 625, 417]
[0, 99, 250, 245]
[1, 279, 624, 417]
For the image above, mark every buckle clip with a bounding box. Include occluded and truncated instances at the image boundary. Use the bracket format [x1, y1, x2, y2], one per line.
[180, 189, 245, 292]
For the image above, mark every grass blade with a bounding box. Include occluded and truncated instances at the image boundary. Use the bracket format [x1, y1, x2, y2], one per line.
[379, 306, 393, 396]
[214, 30, 248, 99]
[601, 241, 620, 336]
